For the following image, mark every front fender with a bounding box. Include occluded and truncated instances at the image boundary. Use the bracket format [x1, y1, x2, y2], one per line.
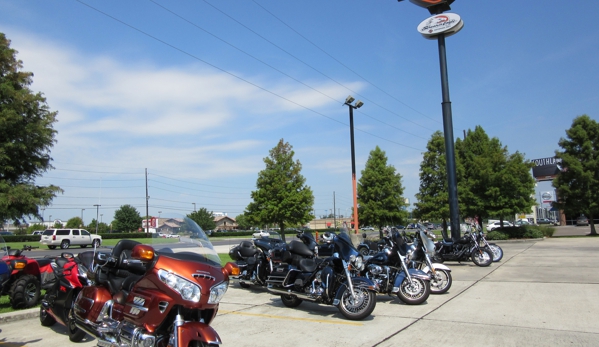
[393, 269, 431, 288]
[176, 321, 221, 347]
[333, 277, 378, 303]
[423, 263, 451, 273]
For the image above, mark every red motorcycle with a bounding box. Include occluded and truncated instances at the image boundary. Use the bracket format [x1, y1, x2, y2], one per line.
[69, 216, 238, 347]
[40, 250, 95, 342]
[1, 244, 55, 308]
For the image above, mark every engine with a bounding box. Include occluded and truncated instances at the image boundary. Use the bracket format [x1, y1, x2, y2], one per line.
[366, 265, 391, 292]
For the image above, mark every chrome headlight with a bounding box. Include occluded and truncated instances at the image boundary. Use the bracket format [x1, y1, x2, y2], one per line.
[349, 254, 365, 271]
[208, 282, 228, 304]
[157, 269, 201, 302]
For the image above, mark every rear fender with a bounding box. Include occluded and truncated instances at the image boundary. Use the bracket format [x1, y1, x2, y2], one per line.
[177, 321, 221, 347]
[423, 263, 451, 273]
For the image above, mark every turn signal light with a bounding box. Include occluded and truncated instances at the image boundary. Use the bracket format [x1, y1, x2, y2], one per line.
[132, 244, 155, 261]
[13, 261, 26, 270]
[222, 262, 240, 277]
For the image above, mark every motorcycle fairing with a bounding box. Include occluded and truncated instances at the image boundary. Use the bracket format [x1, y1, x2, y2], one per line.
[177, 321, 221, 347]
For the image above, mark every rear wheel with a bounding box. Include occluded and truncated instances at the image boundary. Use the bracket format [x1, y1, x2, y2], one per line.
[280, 294, 302, 308]
[429, 268, 452, 294]
[471, 248, 493, 267]
[9, 274, 41, 309]
[338, 286, 376, 320]
[39, 305, 56, 326]
[60, 240, 70, 249]
[92, 239, 101, 248]
[358, 247, 369, 257]
[397, 277, 430, 305]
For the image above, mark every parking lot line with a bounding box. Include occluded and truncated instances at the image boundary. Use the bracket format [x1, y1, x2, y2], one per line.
[218, 309, 363, 326]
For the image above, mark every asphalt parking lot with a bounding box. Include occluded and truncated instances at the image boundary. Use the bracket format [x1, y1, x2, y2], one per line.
[1, 235, 598, 347]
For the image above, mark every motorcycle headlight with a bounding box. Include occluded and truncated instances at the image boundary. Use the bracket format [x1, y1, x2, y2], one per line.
[208, 282, 228, 304]
[157, 269, 201, 302]
[350, 255, 365, 271]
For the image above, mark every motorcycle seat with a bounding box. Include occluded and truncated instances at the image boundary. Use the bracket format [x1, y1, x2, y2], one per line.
[441, 240, 454, 246]
[298, 258, 317, 273]
[288, 240, 314, 258]
[37, 258, 54, 268]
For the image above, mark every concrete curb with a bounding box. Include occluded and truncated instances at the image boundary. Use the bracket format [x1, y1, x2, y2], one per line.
[0, 307, 39, 324]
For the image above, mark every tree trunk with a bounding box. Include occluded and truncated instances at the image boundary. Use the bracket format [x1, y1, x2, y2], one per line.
[589, 214, 597, 235]
[279, 223, 286, 242]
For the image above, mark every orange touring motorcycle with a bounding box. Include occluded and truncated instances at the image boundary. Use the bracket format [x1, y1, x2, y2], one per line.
[51, 216, 238, 347]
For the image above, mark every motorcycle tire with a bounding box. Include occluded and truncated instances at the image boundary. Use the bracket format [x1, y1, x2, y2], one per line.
[337, 286, 376, 320]
[358, 247, 369, 257]
[188, 341, 220, 347]
[487, 244, 503, 262]
[397, 277, 430, 305]
[39, 305, 56, 326]
[68, 308, 87, 342]
[431, 252, 444, 264]
[9, 274, 41, 309]
[280, 294, 303, 308]
[429, 269, 452, 295]
[471, 248, 494, 267]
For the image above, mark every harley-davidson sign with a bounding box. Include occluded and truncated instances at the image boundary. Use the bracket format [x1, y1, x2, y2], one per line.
[417, 13, 463, 38]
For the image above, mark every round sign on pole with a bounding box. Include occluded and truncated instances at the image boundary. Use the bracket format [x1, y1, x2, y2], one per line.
[417, 13, 463, 39]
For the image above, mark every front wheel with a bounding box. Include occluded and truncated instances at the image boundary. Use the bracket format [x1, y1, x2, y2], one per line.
[338, 286, 376, 320]
[92, 239, 101, 248]
[487, 244, 503, 262]
[397, 277, 430, 305]
[39, 305, 56, 326]
[280, 294, 303, 308]
[429, 269, 452, 295]
[471, 248, 493, 267]
[68, 308, 86, 342]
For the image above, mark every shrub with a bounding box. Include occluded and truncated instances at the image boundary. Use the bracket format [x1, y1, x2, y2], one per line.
[522, 228, 544, 239]
[538, 226, 555, 237]
[486, 231, 509, 240]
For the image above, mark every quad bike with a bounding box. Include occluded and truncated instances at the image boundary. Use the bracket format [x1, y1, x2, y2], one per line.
[1, 244, 55, 309]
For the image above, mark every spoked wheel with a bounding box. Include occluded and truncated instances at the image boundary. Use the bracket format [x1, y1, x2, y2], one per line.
[280, 294, 303, 308]
[397, 277, 430, 305]
[487, 244, 503, 262]
[358, 247, 369, 257]
[68, 308, 87, 342]
[429, 269, 452, 294]
[471, 248, 494, 267]
[338, 286, 376, 320]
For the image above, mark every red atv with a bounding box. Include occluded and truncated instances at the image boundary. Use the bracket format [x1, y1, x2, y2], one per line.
[1, 245, 55, 309]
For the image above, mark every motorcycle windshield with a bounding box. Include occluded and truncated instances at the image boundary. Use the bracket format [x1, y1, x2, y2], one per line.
[147, 214, 221, 267]
[334, 231, 359, 259]
[419, 230, 436, 255]
[0, 235, 6, 258]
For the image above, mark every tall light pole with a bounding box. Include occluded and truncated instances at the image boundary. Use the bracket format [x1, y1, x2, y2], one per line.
[100, 214, 103, 224]
[399, 0, 463, 241]
[158, 211, 162, 219]
[192, 203, 196, 212]
[41, 207, 45, 224]
[49, 215, 52, 226]
[80, 209, 85, 227]
[344, 95, 364, 234]
[93, 204, 100, 234]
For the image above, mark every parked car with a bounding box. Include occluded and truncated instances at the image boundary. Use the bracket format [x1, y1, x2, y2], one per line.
[514, 220, 534, 226]
[537, 218, 558, 225]
[0, 231, 14, 236]
[39, 228, 102, 249]
[486, 221, 513, 231]
[31, 230, 43, 236]
[576, 216, 589, 226]
[361, 226, 375, 231]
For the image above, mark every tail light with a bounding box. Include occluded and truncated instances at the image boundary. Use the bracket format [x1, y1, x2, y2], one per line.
[53, 235, 56, 240]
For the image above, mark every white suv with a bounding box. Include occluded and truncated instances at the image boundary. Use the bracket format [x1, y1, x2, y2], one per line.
[40, 228, 102, 249]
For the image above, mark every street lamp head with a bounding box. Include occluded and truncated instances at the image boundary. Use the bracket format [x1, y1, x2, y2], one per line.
[345, 95, 355, 104]
[354, 100, 364, 109]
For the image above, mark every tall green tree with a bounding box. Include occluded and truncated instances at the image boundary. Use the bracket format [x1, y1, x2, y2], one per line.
[456, 126, 535, 227]
[188, 208, 216, 231]
[235, 213, 251, 230]
[113, 205, 142, 232]
[0, 33, 62, 224]
[553, 115, 599, 235]
[357, 146, 407, 228]
[65, 217, 84, 228]
[87, 219, 109, 233]
[245, 139, 314, 242]
[414, 131, 451, 239]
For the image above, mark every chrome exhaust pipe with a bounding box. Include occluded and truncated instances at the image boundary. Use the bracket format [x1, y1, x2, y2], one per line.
[266, 286, 318, 302]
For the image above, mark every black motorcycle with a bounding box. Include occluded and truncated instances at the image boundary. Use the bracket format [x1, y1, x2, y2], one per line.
[229, 233, 286, 288]
[357, 233, 385, 256]
[473, 226, 503, 262]
[360, 229, 431, 305]
[404, 228, 452, 294]
[266, 232, 377, 320]
[432, 230, 494, 267]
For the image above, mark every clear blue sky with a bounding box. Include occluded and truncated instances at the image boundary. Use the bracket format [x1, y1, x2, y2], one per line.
[1, 1, 597, 225]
